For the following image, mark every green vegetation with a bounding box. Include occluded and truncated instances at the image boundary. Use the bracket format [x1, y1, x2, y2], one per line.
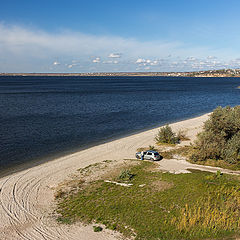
[56, 161, 240, 240]
[155, 125, 189, 145]
[155, 125, 179, 144]
[118, 169, 135, 181]
[55, 105, 240, 239]
[190, 106, 240, 169]
[93, 226, 103, 232]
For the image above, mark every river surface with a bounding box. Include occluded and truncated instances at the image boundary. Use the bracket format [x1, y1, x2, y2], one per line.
[0, 76, 239, 170]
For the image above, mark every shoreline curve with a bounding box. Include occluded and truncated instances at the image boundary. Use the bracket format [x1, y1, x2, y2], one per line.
[0, 113, 210, 240]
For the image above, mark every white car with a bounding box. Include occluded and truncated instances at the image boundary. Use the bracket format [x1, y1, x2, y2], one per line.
[135, 150, 161, 161]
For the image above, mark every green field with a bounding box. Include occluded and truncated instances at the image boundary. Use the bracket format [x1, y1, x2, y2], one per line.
[56, 161, 240, 240]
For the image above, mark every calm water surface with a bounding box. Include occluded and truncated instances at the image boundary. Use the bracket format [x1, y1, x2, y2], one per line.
[0, 76, 239, 170]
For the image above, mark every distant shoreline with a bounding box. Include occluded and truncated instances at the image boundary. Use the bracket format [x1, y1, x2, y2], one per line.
[1, 68, 240, 77]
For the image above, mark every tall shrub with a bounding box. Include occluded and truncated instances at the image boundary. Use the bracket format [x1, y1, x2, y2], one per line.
[190, 106, 240, 164]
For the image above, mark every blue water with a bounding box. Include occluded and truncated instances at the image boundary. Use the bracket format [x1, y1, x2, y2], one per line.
[0, 76, 239, 170]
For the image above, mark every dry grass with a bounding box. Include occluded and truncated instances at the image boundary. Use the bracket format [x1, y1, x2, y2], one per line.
[150, 180, 173, 191]
[157, 146, 191, 159]
[177, 129, 190, 141]
[100, 160, 139, 181]
[55, 159, 139, 200]
[172, 185, 240, 235]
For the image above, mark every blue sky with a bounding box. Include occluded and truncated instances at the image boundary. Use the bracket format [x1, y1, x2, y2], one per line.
[1, 0, 240, 72]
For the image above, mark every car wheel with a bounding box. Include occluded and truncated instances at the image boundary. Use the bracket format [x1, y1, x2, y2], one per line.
[150, 158, 154, 161]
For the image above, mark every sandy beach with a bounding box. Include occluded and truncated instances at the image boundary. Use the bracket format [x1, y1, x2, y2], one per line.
[0, 113, 220, 240]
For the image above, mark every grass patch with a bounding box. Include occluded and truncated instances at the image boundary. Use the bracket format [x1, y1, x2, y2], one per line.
[56, 161, 240, 240]
[156, 142, 177, 147]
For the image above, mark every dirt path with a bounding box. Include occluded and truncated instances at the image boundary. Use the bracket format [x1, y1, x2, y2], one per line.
[158, 157, 240, 175]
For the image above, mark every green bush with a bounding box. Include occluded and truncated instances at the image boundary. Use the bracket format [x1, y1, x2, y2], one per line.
[155, 125, 179, 144]
[190, 130, 225, 162]
[118, 169, 134, 181]
[190, 106, 240, 165]
[93, 226, 103, 232]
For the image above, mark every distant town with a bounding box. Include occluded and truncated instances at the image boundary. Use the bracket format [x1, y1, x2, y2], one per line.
[1, 69, 240, 77]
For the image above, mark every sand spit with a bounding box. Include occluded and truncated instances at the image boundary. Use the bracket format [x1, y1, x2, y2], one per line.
[0, 112, 224, 240]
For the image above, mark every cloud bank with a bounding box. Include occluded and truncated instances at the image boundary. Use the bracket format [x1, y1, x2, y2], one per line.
[108, 53, 122, 58]
[0, 23, 239, 72]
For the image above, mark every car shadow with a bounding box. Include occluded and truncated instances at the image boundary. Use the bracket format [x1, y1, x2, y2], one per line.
[155, 155, 163, 161]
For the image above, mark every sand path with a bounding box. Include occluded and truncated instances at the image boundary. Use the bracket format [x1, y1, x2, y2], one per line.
[2, 113, 238, 240]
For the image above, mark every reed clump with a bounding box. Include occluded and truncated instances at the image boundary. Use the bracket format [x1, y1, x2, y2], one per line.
[172, 177, 240, 236]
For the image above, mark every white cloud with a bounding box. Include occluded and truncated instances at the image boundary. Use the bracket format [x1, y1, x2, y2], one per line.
[187, 57, 197, 61]
[102, 60, 119, 64]
[136, 58, 161, 67]
[108, 53, 121, 58]
[0, 23, 181, 60]
[67, 63, 78, 68]
[92, 57, 100, 63]
[0, 23, 240, 72]
[150, 60, 159, 66]
[136, 58, 146, 63]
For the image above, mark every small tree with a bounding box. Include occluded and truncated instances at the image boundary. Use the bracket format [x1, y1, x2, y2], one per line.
[155, 125, 179, 144]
